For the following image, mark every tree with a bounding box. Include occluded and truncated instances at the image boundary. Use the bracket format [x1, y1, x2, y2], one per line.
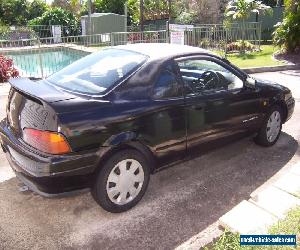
[171, 0, 229, 24]
[273, 0, 300, 52]
[261, 0, 284, 7]
[225, 0, 271, 52]
[52, 0, 81, 16]
[127, 0, 170, 25]
[226, 0, 271, 20]
[173, 0, 210, 24]
[144, 0, 169, 20]
[27, 0, 49, 21]
[0, 0, 49, 26]
[0, 0, 29, 25]
[261, 0, 277, 6]
[93, 0, 127, 14]
[285, 0, 299, 12]
[127, 0, 140, 25]
[28, 7, 80, 36]
[80, 0, 132, 22]
[140, 0, 144, 31]
[83, 0, 169, 26]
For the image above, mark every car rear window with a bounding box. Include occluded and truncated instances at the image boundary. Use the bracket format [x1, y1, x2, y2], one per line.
[47, 48, 147, 95]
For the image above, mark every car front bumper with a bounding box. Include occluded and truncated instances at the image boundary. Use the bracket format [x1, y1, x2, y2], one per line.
[285, 97, 295, 122]
[0, 118, 102, 195]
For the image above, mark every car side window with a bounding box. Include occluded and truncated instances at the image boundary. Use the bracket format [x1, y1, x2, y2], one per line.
[177, 59, 243, 95]
[153, 66, 183, 99]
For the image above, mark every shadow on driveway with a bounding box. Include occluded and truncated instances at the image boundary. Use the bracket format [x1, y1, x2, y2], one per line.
[0, 132, 298, 250]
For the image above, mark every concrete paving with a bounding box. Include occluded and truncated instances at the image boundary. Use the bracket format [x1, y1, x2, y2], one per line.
[219, 200, 278, 234]
[0, 70, 300, 249]
[274, 173, 300, 198]
[0, 85, 8, 120]
[0, 82, 10, 96]
[250, 186, 300, 218]
[290, 163, 300, 176]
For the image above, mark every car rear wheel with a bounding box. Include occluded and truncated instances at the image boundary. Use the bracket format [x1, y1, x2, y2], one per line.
[255, 105, 282, 147]
[92, 149, 150, 213]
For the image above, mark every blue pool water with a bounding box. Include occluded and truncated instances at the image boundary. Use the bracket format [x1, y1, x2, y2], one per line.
[5, 48, 89, 78]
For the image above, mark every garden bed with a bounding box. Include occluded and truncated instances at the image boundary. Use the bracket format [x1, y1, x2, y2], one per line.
[274, 50, 300, 65]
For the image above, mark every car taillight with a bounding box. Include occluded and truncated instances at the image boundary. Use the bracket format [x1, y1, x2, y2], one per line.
[23, 128, 71, 154]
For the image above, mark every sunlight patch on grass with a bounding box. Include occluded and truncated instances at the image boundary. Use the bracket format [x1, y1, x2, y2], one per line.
[269, 206, 300, 237]
[226, 45, 286, 69]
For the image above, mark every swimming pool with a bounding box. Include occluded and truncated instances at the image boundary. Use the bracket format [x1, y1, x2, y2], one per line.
[5, 47, 90, 78]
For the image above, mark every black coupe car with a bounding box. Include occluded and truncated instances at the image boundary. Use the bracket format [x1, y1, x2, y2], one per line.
[0, 43, 295, 212]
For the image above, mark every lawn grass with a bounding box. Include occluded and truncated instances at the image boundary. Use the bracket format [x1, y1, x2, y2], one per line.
[269, 206, 300, 239]
[225, 45, 286, 69]
[213, 45, 285, 68]
[207, 206, 300, 250]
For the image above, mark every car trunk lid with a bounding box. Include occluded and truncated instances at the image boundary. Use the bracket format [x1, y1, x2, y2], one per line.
[9, 77, 77, 103]
[6, 78, 77, 137]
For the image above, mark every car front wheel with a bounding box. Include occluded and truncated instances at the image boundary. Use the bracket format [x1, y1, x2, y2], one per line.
[255, 105, 283, 147]
[92, 149, 150, 213]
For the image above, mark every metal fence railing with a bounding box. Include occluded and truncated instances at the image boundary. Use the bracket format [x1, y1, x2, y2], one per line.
[0, 34, 106, 78]
[185, 24, 227, 51]
[0, 31, 167, 49]
[185, 22, 261, 55]
[127, 24, 166, 32]
[0, 30, 167, 78]
[29, 25, 81, 38]
[0, 23, 261, 79]
[111, 30, 167, 45]
[0, 25, 81, 40]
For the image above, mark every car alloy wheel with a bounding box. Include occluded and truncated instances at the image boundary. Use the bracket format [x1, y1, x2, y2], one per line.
[266, 110, 281, 143]
[106, 159, 145, 205]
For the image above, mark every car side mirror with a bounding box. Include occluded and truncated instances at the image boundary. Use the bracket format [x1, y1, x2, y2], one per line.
[244, 77, 256, 89]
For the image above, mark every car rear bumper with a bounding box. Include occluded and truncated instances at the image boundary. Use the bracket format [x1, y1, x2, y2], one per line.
[14, 171, 90, 197]
[0, 118, 102, 195]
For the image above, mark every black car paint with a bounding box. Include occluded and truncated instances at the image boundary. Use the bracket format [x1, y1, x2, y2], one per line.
[0, 48, 295, 195]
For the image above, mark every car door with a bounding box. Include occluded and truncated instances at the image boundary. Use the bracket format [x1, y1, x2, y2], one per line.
[149, 61, 187, 167]
[175, 56, 262, 155]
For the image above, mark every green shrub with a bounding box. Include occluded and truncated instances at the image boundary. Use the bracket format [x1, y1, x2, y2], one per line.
[28, 7, 80, 37]
[273, 1, 300, 52]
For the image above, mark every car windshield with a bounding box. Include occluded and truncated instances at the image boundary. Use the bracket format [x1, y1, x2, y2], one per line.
[47, 48, 147, 95]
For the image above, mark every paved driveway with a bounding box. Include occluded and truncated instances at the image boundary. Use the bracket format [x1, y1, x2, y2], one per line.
[0, 70, 299, 250]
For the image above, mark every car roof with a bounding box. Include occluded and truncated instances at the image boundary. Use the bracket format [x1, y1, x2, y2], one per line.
[114, 43, 213, 60]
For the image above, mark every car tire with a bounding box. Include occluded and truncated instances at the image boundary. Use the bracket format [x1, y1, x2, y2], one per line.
[254, 105, 283, 147]
[92, 149, 150, 213]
